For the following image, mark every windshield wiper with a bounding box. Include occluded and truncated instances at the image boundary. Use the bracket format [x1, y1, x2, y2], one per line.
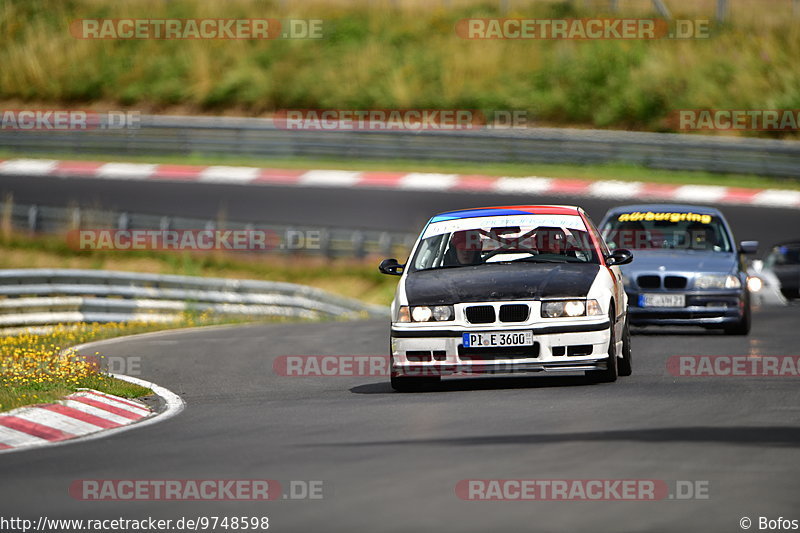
[507, 256, 579, 263]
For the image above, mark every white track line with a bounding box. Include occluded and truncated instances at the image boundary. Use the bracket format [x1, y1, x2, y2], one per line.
[752, 189, 800, 207]
[399, 173, 459, 191]
[589, 180, 644, 199]
[0, 159, 58, 175]
[494, 176, 553, 194]
[298, 169, 362, 187]
[672, 185, 729, 203]
[97, 163, 157, 180]
[199, 166, 260, 184]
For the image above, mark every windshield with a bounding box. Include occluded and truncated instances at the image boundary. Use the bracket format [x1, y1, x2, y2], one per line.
[601, 210, 732, 253]
[409, 214, 599, 272]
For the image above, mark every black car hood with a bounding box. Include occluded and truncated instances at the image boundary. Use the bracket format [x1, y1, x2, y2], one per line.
[404, 263, 602, 305]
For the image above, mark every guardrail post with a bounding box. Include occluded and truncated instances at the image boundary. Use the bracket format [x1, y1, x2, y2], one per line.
[27, 205, 38, 234]
[378, 232, 393, 257]
[319, 229, 333, 258]
[351, 231, 366, 259]
[71, 207, 82, 230]
[117, 212, 129, 230]
[716, 0, 728, 21]
[651, 0, 672, 19]
[283, 227, 296, 254]
[1, 195, 12, 240]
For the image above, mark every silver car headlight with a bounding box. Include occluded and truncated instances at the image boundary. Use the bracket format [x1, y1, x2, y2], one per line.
[541, 299, 602, 318]
[397, 305, 454, 323]
[695, 275, 741, 290]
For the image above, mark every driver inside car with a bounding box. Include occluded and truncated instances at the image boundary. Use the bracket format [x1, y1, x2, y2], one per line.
[687, 222, 719, 251]
[532, 227, 568, 256]
[445, 230, 483, 266]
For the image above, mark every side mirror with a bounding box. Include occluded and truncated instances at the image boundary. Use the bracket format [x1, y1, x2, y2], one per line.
[606, 248, 633, 266]
[379, 258, 405, 276]
[740, 241, 759, 254]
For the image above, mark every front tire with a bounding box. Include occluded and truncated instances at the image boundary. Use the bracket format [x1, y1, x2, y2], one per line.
[587, 318, 618, 383]
[618, 316, 632, 377]
[724, 296, 751, 336]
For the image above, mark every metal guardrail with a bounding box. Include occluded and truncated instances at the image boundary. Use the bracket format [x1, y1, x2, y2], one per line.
[0, 269, 388, 328]
[2, 115, 799, 179]
[5, 202, 416, 259]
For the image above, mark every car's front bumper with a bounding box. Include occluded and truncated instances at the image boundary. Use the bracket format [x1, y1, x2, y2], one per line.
[390, 319, 611, 377]
[627, 290, 746, 327]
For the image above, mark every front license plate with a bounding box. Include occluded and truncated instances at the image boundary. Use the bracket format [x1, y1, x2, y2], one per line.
[462, 331, 534, 348]
[639, 293, 685, 307]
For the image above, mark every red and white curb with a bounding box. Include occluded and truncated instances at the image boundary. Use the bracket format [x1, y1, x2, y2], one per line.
[0, 374, 184, 454]
[1, 158, 798, 208]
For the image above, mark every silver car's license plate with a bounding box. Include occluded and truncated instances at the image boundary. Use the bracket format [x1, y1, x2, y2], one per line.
[462, 331, 534, 348]
[639, 293, 685, 307]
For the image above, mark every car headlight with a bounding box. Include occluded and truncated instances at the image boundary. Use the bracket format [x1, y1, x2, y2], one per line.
[695, 275, 741, 290]
[397, 305, 454, 322]
[541, 299, 602, 318]
[432, 305, 453, 321]
[746, 276, 763, 292]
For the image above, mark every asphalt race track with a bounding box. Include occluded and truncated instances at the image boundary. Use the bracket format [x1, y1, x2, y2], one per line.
[1, 172, 800, 532]
[2, 174, 799, 246]
[0, 306, 799, 532]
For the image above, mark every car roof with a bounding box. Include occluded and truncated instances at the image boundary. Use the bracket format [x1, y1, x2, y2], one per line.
[603, 204, 724, 216]
[430, 205, 583, 223]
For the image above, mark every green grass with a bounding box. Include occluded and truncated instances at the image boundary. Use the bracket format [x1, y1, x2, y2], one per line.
[2, 149, 798, 190]
[0, 305, 324, 412]
[1, 0, 799, 136]
[1, 321, 162, 412]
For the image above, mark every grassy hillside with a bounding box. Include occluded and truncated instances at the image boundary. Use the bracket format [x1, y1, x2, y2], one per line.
[2, 0, 798, 135]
